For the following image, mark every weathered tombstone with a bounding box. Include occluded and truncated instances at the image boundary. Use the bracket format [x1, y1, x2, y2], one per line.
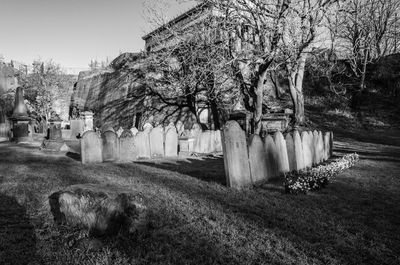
[130, 127, 139, 136]
[285, 133, 296, 171]
[301, 131, 312, 168]
[164, 125, 178, 157]
[119, 130, 138, 162]
[264, 135, 279, 179]
[48, 116, 63, 141]
[329, 131, 333, 157]
[316, 131, 324, 163]
[214, 130, 223, 152]
[248, 135, 269, 184]
[102, 131, 119, 162]
[222, 121, 252, 189]
[274, 132, 290, 174]
[149, 126, 164, 157]
[199, 130, 213, 153]
[191, 124, 203, 153]
[70, 119, 84, 139]
[135, 131, 151, 159]
[116, 126, 124, 137]
[0, 110, 9, 142]
[178, 137, 195, 156]
[323, 132, 330, 161]
[81, 131, 102, 164]
[312, 130, 319, 165]
[293, 131, 304, 170]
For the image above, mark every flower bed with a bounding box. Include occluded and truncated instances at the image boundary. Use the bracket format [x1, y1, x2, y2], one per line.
[284, 153, 360, 194]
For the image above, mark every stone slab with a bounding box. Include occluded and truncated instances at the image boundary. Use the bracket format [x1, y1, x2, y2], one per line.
[102, 131, 119, 162]
[222, 121, 251, 189]
[81, 131, 102, 164]
[249, 135, 269, 184]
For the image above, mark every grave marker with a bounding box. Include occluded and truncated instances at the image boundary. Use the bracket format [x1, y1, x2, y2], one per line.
[264, 135, 279, 179]
[150, 126, 164, 157]
[274, 132, 290, 174]
[135, 131, 151, 159]
[102, 131, 119, 162]
[249, 135, 269, 184]
[81, 131, 102, 164]
[222, 121, 251, 189]
[165, 125, 178, 157]
[119, 130, 137, 162]
[301, 131, 312, 168]
[293, 131, 304, 170]
[285, 133, 296, 171]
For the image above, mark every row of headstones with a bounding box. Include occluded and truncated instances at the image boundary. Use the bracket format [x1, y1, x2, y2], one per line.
[185, 129, 223, 154]
[81, 125, 179, 164]
[222, 121, 333, 189]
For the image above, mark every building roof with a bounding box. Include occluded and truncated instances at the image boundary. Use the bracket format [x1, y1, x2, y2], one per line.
[142, 2, 211, 40]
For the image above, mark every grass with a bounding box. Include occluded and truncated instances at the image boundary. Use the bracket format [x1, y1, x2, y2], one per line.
[1, 134, 400, 265]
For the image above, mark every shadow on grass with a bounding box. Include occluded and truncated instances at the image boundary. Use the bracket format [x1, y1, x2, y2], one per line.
[0, 193, 42, 264]
[116, 156, 400, 264]
[135, 156, 226, 186]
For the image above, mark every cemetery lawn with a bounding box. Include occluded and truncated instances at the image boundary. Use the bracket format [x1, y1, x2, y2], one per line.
[0, 137, 400, 265]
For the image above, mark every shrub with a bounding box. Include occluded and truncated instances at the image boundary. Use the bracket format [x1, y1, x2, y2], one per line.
[284, 153, 360, 194]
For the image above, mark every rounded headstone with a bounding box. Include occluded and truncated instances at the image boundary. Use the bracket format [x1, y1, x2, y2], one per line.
[222, 121, 251, 189]
[249, 135, 269, 184]
[274, 131, 290, 174]
[264, 134, 279, 179]
[81, 131, 102, 164]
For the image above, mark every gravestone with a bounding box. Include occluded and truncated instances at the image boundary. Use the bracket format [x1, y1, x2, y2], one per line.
[116, 127, 124, 137]
[191, 124, 203, 153]
[312, 130, 319, 165]
[199, 131, 213, 153]
[329, 131, 333, 157]
[301, 131, 312, 168]
[0, 114, 9, 142]
[285, 133, 296, 171]
[264, 135, 279, 179]
[178, 137, 195, 156]
[102, 131, 119, 162]
[164, 125, 178, 157]
[130, 127, 139, 136]
[249, 135, 269, 184]
[135, 131, 151, 159]
[323, 132, 330, 161]
[149, 126, 164, 157]
[293, 131, 304, 170]
[119, 130, 137, 162]
[274, 132, 290, 174]
[222, 121, 251, 189]
[214, 130, 223, 152]
[81, 131, 102, 164]
[316, 131, 324, 163]
[70, 119, 84, 139]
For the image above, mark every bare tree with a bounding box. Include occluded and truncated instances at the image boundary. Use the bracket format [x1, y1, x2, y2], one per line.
[334, 0, 400, 91]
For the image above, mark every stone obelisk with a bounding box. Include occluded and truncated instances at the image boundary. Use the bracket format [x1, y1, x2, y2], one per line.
[10, 87, 32, 143]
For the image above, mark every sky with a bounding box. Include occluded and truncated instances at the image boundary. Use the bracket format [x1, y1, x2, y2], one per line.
[0, 0, 197, 71]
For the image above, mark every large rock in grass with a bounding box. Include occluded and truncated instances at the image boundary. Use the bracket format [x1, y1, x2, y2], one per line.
[49, 184, 147, 236]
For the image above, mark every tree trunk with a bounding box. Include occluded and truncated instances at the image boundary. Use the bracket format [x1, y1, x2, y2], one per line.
[209, 98, 220, 130]
[287, 56, 306, 125]
[253, 70, 268, 134]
